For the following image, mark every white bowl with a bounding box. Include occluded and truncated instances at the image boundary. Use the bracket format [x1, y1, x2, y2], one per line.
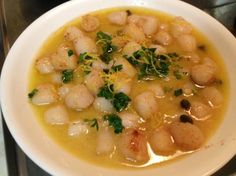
[1, 0, 236, 176]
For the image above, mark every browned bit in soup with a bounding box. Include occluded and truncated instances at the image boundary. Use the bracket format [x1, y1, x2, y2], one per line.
[28, 7, 229, 168]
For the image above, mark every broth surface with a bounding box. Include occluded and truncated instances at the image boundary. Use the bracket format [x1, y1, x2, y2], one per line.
[28, 7, 229, 168]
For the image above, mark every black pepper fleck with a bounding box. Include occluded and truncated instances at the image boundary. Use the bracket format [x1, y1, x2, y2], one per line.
[180, 114, 193, 124]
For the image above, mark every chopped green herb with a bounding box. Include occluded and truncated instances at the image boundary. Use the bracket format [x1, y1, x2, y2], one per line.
[84, 118, 99, 130]
[96, 31, 117, 64]
[67, 49, 74, 57]
[28, 89, 38, 98]
[173, 70, 182, 80]
[112, 92, 131, 112]
[103, 114, 124, 134]
[97, 84, 114, 100]
[62, 69, 73, 83]
[174, 88, 183, 97]
[78, 52, 99, 74]
[111, 64, 123, 72]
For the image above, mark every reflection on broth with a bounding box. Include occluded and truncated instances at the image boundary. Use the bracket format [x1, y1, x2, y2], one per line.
[28, 7, 228, 168]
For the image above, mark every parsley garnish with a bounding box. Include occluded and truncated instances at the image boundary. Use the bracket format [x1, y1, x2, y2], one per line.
[96, 31, 117, 64]
[84, 118, 99, 130]
[78, 52, 99, 74]
[112, 92, 131, 112]
[62, 69, 73, 83]
[97, 84, 114, 100]
[173, 70, 182, 80]
[28, 89, 38, 98]
[111, 64, 123, 72]
[174, 88, 183, 97]
[103, 114, 124, 134]
[67, 49, 74, 57]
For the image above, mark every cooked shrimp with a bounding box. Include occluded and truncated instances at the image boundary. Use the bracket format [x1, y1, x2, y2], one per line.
[84, 69, 105, 95]
[154, 31, 172, 46]
[119, 112, 140, 128]
[134, 91, 158, 119]
[58, 84, 73, 99]
[141, 16, 159, 36]
[96, 127, 115, 155]
[107, 11, 128, 25]
[169, 122, 205, 151]
[114, 57, 137, 78]
[35, 56, 54, 74]
[119, 129, 149, 162]
[93, 97, 114, 113]
[177, 34, 196, 52]
[51, 45, 77, 70]
[31, 83, 58, 105]
[68, 121, 89, 136]
[201, 87, 223, 107]
[148, 83, 165, 98]
[170, 17, 193, 38]
[190, 101, 212, 120]
[191, 64, 215, 86]
[73, 36, 97, 55]
[149, 127, 176, 155]
[122, 41, 141, 57]
[81, 15, 100, 32]
[65, 84, 94, 110]
[64, 26, 84, 41]
[124, 23, 145, 43]
[44, 105, 69, 125]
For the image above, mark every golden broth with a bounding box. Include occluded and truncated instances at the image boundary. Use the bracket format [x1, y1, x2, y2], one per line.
[28, 7, 229, 169]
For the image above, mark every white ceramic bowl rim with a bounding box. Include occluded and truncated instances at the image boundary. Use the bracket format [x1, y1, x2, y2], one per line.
[1, 0, 236, 176]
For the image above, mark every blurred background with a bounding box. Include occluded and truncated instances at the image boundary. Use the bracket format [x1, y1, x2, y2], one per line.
[0, 0, 235, 175]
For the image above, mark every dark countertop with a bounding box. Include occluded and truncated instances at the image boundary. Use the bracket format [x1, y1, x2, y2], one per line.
[0, 0, 236, 176]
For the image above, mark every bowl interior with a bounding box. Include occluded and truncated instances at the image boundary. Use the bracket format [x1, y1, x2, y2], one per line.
[1, 0, 236, 176]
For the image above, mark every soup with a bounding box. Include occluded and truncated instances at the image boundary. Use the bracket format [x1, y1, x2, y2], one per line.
[28, 7, 228, 168]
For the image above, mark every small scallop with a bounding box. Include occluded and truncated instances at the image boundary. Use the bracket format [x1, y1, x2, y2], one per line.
[114, 57, 137, 78]
[92, 60, 108, 71]
[50, 72, 62, 85]
[44, 105, 69, 125]
[149, 44, 167, 55]
[93, 97, 114, 113]
[148, 83, 165, 98]
[170, 17, 193, 38]
[190, 101, 212, 120]
[64, 26, 84, 41]
[159, 23, 169, 31]
[122, 41, 141, 57]
[149, 127, 176, 155]
[177, 34, 196, 52]
[119, 112, 140, 128]
[191, 64, 215, 86]
[81, 15, 100, 32]
[74, 36, 97, 55]
[96, 127, 115, 155]
[107, 11, 128, 25]
[68, 121, 89, 136]
[31, 84, 58, 105]
[119, 129, 149, 162]
[203, 57, 217, 72]
[154, 31, 172, 46]
[35, 56, 54, 74]
[51, 45, 77, 71]
[134, 91, 158, 119]
[169, 122, 205, 151]
[142, 16, 159, 36]
[124, 23, 145, 43]
[201, 87, 223, 107]
[84, 69, 105, 95]
[183, 53, 201, 64]
[58, 84, 73, 99]
[127, 14, 142, 24]
[65, 84, 94, 110]
[112, 36, 129, 49]
[113, 74, 132, 95]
